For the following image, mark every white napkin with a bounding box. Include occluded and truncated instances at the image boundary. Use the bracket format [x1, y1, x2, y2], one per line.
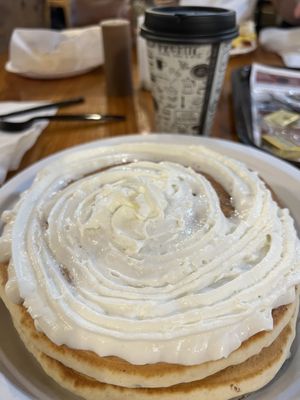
[0, 102, 57, 185]
[259, 28, 300, 68]
[0, 373, 31, 400]
[6, 26, 103, 79]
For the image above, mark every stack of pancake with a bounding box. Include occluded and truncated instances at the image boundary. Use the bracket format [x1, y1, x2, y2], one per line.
[0, 143, 299, 400]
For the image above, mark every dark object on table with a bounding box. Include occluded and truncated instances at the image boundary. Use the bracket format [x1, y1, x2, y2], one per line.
[0, 97, 84, 119]
[0, 0, 48, 54]
[271, 0, 300, 27]
[0, 113, 125, 133]
[231, 65, 300, 167]
[231, 65, 256, 146]
[255, 0, 277, 32]
[101, 19, 133, 97]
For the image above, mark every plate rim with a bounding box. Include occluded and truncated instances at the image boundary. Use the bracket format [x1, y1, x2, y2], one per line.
[1, 134, 300, 193]
[1, 133, 300, 400]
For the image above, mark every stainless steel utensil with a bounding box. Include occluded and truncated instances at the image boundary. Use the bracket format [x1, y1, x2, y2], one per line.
[0, 114, 125, 132]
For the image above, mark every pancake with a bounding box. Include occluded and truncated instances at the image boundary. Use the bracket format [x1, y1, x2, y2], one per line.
[0, 264, 297, 390]
[6, 288, 300, 400]
[26, 310, 300, 400]
[0, 143, 299, 399]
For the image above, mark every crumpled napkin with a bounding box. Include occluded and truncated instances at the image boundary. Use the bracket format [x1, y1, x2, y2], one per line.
[259, 27, 300, 68]
[0, 373, 31, 400]
[0, 102, 57, 185]
[6, 26, 103, 79]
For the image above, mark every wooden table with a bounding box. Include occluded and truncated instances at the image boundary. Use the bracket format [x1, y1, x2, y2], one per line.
[0, 47, 282, 182]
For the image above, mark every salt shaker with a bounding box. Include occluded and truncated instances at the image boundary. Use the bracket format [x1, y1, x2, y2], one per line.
[101, 19, 133, 96]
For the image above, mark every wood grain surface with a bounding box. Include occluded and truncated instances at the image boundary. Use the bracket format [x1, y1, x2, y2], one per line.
[0, 47, 282, 182]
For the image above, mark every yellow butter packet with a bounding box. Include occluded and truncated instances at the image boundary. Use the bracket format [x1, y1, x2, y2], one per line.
[264, 110, 300, 128]
[262, 135, 300, 161]
[262, 134, 300, 152]
[264, 147, 300, 161]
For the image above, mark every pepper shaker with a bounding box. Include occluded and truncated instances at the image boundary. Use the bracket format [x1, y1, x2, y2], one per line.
[101, 19, 133, 96]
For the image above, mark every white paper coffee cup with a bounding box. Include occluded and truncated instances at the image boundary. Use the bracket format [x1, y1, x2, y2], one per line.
[141, 7, 238, 136]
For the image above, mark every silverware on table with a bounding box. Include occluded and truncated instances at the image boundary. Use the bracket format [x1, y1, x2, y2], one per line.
[0, 97, 85, 118]
[0, 113, 126, 132]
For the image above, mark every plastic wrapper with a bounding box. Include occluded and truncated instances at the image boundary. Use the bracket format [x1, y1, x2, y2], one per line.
[250, 63, 300, 163]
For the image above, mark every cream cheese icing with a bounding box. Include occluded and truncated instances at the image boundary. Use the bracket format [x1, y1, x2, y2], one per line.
[0, 142, 300, 365]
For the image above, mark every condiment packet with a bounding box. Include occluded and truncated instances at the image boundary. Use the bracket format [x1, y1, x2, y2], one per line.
[262, 134, 300, 152]
[262, 134, 300, 161]
[250, 64, 300, 163]
[264, 109, 300, 128]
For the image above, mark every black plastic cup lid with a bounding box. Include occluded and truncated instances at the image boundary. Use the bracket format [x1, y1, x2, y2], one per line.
[141, 6, 238, 44]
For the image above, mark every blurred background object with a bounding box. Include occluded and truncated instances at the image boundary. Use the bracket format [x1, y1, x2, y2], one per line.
[255, 0, 278, 31]
[179, 0, 258, 24]
[47, 0, 71, 28]
[47, 0, 132, 28]
[0, 0, 48, 53]
[69, 0, 131, 27]
[271, 0, 300, 26]
[2, 0, 297, 71]
[259, 27, 300, 67]
[101, 19, 133, 96]
[49, 1, 180, 30]
[231, 20, 257, 55]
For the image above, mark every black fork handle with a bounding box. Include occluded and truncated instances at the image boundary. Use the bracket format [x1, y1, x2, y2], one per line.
[0, 97, 85, 118]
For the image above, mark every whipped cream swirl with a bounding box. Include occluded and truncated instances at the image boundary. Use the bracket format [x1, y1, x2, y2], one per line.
[1, 143, 300, 365]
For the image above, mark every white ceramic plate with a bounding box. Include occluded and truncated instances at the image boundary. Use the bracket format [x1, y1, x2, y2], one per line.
[0, 134, 300, 400]
[230, 40, 257, 56]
